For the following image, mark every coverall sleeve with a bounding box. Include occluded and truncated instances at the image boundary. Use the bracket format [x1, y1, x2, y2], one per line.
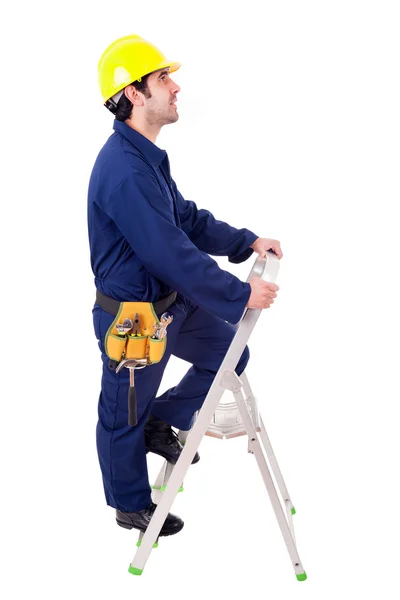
[171, 180, 259, 264]
[100, 171, 252, 324]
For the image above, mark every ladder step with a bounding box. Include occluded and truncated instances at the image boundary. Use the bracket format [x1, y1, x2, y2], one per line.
[205, 399, 261, 438]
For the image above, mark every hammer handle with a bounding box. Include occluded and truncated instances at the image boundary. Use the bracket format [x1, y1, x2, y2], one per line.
[128, 386, 138, 426]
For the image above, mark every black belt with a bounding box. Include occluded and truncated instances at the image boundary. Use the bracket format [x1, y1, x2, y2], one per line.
[95, 289, 177, 317]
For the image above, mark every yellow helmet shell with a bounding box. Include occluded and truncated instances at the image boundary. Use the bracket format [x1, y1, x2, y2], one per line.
[98, 34, 181, 103]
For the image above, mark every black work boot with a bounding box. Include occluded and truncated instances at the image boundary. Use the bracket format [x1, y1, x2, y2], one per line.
[116, 502, 184, 536]
[144, 415, 200, 464]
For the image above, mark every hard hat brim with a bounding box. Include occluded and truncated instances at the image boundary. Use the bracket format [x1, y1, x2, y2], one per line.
[136, 60, 181, 81]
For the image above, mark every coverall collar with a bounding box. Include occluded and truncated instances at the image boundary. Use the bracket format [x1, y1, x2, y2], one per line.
[113, 119, 167, 168]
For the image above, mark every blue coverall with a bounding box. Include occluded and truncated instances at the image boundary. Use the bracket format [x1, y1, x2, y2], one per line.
[88, 120, 259, 512]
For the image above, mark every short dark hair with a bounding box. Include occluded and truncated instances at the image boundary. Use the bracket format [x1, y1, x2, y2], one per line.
[105, 73, 152, 120]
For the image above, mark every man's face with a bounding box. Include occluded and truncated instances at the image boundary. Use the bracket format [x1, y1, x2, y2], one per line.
[142, 68, 180, 127]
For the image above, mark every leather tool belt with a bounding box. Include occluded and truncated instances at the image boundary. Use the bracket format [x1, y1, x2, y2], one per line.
[96, 289, 177, 368]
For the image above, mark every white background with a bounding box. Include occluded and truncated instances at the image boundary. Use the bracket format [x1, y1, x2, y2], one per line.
[2, 0, 400, 597]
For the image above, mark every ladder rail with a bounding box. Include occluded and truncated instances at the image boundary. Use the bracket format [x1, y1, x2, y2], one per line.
[233, 383, 305, 576]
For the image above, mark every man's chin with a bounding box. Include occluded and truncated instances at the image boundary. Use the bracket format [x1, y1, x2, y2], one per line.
[165, 113, 179, 125]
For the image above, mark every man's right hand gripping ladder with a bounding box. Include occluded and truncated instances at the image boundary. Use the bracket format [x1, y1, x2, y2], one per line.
[128, 252, 307, 582]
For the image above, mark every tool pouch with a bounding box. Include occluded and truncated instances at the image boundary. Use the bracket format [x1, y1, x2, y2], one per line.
[105, 302, 167, 365]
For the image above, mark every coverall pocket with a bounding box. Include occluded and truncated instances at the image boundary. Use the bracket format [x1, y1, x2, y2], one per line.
[125, 335, 148, 360]
[148, 336, 166, 363]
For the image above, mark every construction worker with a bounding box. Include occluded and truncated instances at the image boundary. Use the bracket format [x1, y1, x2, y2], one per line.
[88, 34, 282, 536]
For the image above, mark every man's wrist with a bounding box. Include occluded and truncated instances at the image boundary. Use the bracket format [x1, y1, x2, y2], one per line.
[250, 237, 260, 250]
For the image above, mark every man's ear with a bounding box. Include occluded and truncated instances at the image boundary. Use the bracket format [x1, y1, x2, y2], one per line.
[124, 85, 144, 106]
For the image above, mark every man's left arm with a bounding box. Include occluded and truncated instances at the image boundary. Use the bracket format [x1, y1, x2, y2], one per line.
[173, 182, 258, 263]
[173, 181, 283, 262]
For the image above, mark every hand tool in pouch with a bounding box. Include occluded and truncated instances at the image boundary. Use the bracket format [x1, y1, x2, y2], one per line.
[131, 313, 141, 336]
[116, 358, 147, 426]
[158, 313, 173, 339]
[116, 318, 134, 336]
[152, 313, 173, 339]
[152, 322, 161, 338]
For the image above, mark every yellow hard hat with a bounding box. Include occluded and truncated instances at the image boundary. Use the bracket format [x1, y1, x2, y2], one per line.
[98, 34, 181, 105]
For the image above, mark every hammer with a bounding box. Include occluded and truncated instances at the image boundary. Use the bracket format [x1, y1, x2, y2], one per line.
[116, 358, 147, 426]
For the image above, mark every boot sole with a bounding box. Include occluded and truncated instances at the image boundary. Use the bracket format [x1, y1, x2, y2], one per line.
[116, 519, 184, 536]
[146, 448, 200, 464]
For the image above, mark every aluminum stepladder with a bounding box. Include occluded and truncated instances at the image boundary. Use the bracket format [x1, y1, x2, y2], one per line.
[129, 253, 307, 582]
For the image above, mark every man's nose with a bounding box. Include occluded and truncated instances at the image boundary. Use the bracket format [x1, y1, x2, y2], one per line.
[170, 79, 180, 94]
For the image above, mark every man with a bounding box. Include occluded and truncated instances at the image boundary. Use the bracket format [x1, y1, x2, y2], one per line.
[88, 34, 282, 537]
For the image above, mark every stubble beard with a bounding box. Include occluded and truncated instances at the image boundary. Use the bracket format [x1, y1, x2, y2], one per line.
[145, 103, 179, 128]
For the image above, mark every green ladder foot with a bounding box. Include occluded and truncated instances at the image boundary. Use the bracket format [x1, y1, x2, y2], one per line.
[296, 572, 307, 581]
[291, 507, 296, 515]
[152, 484, 184, 493]
[128, 565, 143, 576]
